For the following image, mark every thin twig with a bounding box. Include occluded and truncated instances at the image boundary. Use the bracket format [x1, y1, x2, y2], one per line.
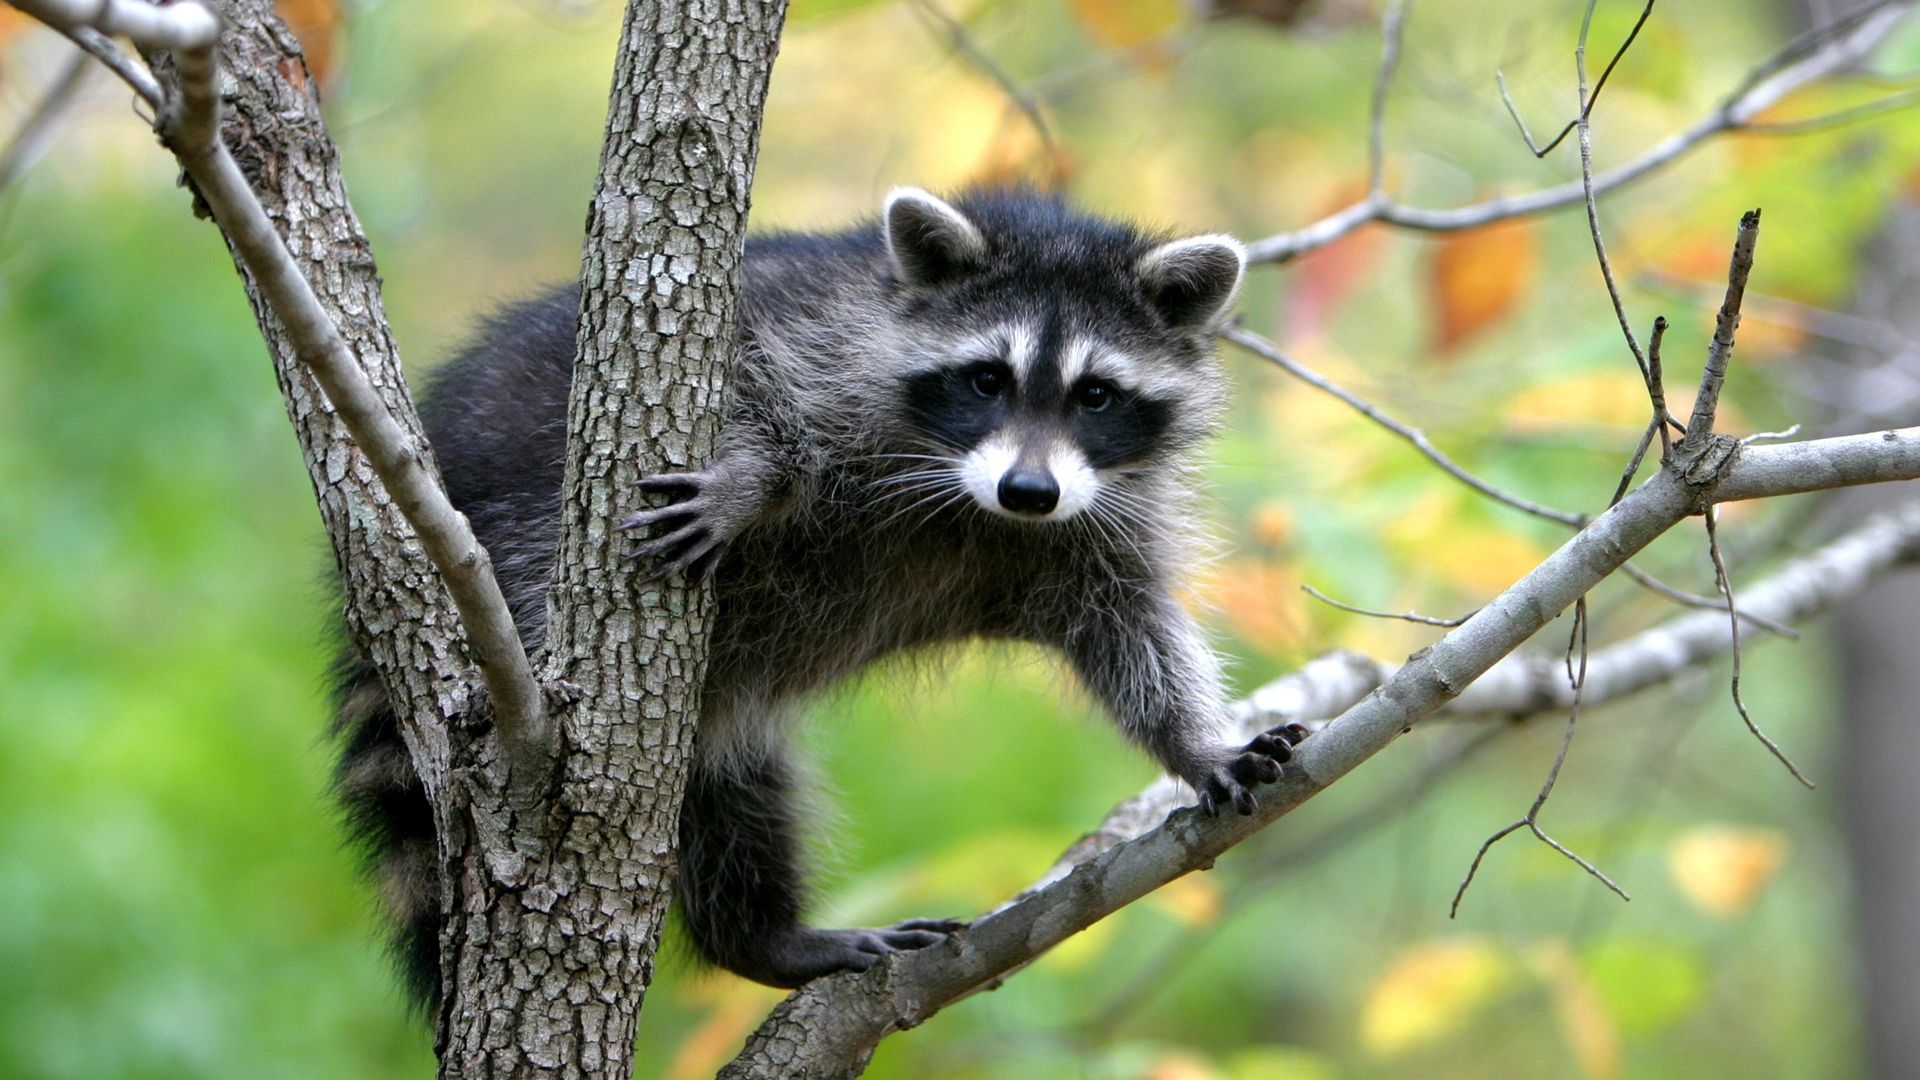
[1368, 0, 1410, 198]
[1705, 507, 1816, 787]
[1453, 600, 1629, 916]
[1225, 323, 1799, 636]
[1244, 1, 1913, 264]
[1743, 424, 1803, 446]
[1621, 563, 1799, 639]
[1301, 583, 1471, 627]
[1648, 315, 1677, 459]
[1498, 0, 1656, 158]
[1221, 324, 1585, 526]
[1574, 10, 1651, 385]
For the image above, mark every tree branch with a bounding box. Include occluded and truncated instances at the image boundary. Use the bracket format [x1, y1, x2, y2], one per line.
[8, 0, 559, 806]
[722, 424, 1920, 1077]
[1243, 0, 1915, 265]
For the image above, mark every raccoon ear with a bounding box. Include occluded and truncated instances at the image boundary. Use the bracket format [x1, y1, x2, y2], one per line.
[884, 187, 987, 287]
[1135, 234, 1247, 331]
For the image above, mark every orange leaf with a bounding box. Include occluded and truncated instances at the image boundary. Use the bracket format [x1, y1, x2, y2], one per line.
[1285, 181, 1383, 341]
[1429, 220, 1539, 353]
[275, 0, 345, 90]
[1071, 0, 1183, 50]
[1204, 558, 1308, 656]
[0, 8, 35, 44]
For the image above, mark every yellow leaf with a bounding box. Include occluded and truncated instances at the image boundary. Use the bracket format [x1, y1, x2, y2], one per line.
[1072, 0, 1183, 50]
[1429, 220, 1539, 352]
[1360, 938, 1513, 1057]
[1383, 500, 1547, 597]
[1145, 873, 1224, 928]
[1504, 370, 1657, 435]
[1668, 825, 1788, 917]
[1528, 941, 1623, 1079]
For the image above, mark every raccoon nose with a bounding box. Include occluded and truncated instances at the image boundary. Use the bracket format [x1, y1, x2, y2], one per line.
[998, 470, 1060, 516]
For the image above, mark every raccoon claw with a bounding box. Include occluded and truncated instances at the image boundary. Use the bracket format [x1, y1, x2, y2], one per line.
[620, 464, 758, 580]
[758, 919, 965, 986]
[1190, 722, 1311, 818]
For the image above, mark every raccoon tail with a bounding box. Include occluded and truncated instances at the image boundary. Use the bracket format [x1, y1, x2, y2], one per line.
[331, 653, 441, 1009]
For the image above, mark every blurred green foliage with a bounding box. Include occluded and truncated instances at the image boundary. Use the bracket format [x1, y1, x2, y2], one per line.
[1, 0, 1917, 1076]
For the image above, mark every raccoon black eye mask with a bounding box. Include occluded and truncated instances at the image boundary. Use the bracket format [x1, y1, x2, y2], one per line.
[332, 186, 1309, 1003]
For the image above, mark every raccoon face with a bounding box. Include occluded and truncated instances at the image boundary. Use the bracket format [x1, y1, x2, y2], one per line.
[883, 187, 1243, 524]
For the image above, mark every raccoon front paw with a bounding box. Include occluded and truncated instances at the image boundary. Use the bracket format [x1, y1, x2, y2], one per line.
[755, 919, 967, 987]
[1189, 722, 1311, 818]
[617, 461, 762, 581]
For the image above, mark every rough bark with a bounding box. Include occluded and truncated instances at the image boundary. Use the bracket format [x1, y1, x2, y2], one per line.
[432, 2, 789, 1076]
[129, 0, 787, 1073]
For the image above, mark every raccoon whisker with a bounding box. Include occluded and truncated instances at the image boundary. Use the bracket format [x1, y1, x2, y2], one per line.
[868, 452, 958, 465]
[1084, 498, 1153, 568]
[913, 488, 975, 531]
[875, 478, 970, 531]
[870, 468, 959, 489]
[871, 475, 966, 505]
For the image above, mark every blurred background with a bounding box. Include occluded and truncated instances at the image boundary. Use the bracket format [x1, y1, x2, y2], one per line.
[2, 0, 1919, 1077]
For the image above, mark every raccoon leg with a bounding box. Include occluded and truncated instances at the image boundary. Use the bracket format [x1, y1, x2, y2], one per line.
[1059, 584, 1309, 816]
[675, 742, 961, 988]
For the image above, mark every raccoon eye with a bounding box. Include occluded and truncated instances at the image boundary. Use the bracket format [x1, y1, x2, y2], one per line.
[1076, 381, 1115, 412]
[970, 369, 1007, 398]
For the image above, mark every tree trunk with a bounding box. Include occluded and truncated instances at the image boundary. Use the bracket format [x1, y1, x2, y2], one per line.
[433, 2, 789, 1076]
[153, 0, 786, 1073]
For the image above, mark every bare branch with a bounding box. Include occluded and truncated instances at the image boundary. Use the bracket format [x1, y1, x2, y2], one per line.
[1575, 18, 1652, 386]
[1302, 582, 1471, 627]
[1226, 322, 1819, 635]
[1452, 600, 1629, 916]
[9, 0, 556, 800]
[724, 433, 1920, 1077]
[1498, 0, 1656, 158]
[1244, 1, 1914, 265]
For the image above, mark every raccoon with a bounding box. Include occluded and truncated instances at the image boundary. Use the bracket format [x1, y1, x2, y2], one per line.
[332, 186, 1306, 1005]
